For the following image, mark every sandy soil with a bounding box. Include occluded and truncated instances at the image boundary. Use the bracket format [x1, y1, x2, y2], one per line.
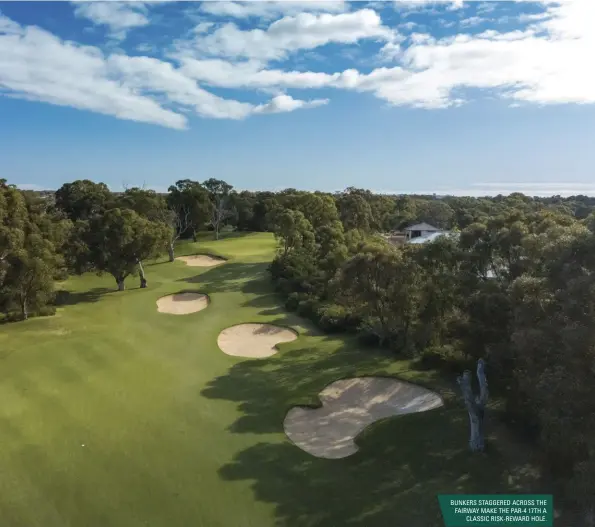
[217, 323, 297, 358]
[156, 293, 209, 315]
[176, 255, 226, 267]
[283, 377, 443, 459]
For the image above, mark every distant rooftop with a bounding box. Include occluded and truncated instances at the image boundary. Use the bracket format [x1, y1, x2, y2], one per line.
[404, 222, 441, 232]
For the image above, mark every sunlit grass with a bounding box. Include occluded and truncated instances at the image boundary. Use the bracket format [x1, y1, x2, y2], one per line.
[0, 232, 537, 527]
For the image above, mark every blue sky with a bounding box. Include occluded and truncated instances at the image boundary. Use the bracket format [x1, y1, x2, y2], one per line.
[1, 0, 595, 196]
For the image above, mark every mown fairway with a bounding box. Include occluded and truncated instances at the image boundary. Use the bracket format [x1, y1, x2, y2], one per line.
[0, 233, 534, 527]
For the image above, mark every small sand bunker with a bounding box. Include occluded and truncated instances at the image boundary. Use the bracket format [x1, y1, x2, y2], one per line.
[156, 293, 209, 315]
[176, 255, 226, 267]
[217, 323, 297, 358]
[284, 377, 443, 459]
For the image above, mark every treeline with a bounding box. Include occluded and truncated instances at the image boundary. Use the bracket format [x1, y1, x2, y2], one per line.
[5, 177, 595, 322]
[267, 196, 595, 521]
[0, 178, 238, 319]
[3, 177, 595, 515]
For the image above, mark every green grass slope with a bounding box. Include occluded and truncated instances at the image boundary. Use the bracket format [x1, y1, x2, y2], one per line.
[0, 232, 537, 527]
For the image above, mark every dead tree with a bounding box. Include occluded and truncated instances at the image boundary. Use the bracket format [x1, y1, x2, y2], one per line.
[162, 206, 191, 262]
[209, 197, 234, 240]
[457, 358, 489, 452]
[136, 258, 147, 288]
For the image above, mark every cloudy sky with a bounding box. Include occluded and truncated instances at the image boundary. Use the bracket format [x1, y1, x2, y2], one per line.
[2, 0, 595, 196]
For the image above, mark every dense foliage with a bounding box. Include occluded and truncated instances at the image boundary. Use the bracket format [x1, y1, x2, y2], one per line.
[3, 177, 595, 519]
[266, 195, 595, 521]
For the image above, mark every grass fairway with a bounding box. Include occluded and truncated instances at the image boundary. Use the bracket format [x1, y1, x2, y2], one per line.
[0, 232, 537, 527]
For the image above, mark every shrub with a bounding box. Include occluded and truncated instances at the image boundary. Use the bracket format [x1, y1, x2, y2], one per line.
[317, 303, 360, 333]
[284, 292, 301, 311]
[297, 296, 320, 319]
[416, 344, 468, 372]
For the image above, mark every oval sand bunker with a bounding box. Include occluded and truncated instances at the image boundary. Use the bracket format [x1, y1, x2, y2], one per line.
[217, 323, 297, 358]
[156, 293, 209, 315]
[284, 377, 443, 459]
[176, 255, 226, 267]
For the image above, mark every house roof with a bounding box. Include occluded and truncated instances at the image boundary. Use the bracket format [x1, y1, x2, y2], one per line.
[404, 222, 441, 232]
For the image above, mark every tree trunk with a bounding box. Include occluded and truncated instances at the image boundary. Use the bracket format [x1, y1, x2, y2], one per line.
[116, 277, 125, 291]
[192, 230, 198, 242]
[457, 359, 489, 452]
[20, 297, 28, 321]
[215, 223, 220, 240]
[137, 259, 147, 289]
[168, 243, 175, 262]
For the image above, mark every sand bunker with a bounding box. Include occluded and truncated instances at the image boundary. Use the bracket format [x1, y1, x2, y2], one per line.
[284, 377, 443, 459]
[217, 323, 297, 358]
[156, 293, 209, 315]
[176, 255, 226, 267]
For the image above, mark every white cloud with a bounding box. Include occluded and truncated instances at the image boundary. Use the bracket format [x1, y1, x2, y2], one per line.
[0, 13, 20, 34]
[185, 9, 397, 61]
[460, 16, 484, 27]
[393, 0, 465, 12]
[0, 18, 186, 129]
[0, 14, 326, 129]
[179, 58, 338, 89]
[253, 94, 329, 114]
[194, 21, 214, 34]
[108, 54, 256, 120]
[72, 2, 150, 40]
[3, 0, 595, 130]
[200, 1, 347, 20]
[178, 0, 595, 110]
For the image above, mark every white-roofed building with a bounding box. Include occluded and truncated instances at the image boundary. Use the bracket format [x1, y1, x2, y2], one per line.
[404, 222, 442, 241]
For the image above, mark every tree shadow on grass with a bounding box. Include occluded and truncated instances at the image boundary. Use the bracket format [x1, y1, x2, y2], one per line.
[53, 287, 113, 307]
[202, 343, 540, 526]
[203, 345, 427, 436]
[177, 262, 268, 293]
[218, 409, 537, 527]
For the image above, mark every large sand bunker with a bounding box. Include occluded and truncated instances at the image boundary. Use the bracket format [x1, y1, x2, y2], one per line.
[217, 323, 297, 358]
[176, 255, 226, 267]
[284, 377, 443, 459]
[156, 293, 209, 315]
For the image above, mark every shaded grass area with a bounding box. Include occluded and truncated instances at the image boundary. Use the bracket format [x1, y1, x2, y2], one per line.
[0, 232, 539, 527]
[202, 338, 539, 527]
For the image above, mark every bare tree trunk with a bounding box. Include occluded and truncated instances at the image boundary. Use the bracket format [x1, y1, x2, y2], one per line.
[20, 297, 28, 321]
[192, 230, 198, 242]
[137, 259, 147, 288]
[116, 277, 125, 291]
[168, 242, 175, 262]
[215, 223, 220, 240]
[457, 359, 489, 452]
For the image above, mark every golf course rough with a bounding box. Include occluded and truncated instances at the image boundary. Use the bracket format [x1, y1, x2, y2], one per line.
[156, 292, 210, 315]
[283, 377, 444, 459]
[217, 323, 298, 358]
[176, 254, 226, 267]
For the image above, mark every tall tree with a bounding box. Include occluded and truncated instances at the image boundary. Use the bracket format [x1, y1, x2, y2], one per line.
[268, 208, 315, 257]
[0, 181, 65, 320]
[414, 199, 455, 229]
[337, 192, 373, 232]
[84, 209, 169, 291]
[334, 244, 420, 349]
[117, 187, 168, 222]
[203, 178, 234, 240]
[55, 180, 112, 221]
[2, 224, 64, 320]
[166, 180, 210, 242]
